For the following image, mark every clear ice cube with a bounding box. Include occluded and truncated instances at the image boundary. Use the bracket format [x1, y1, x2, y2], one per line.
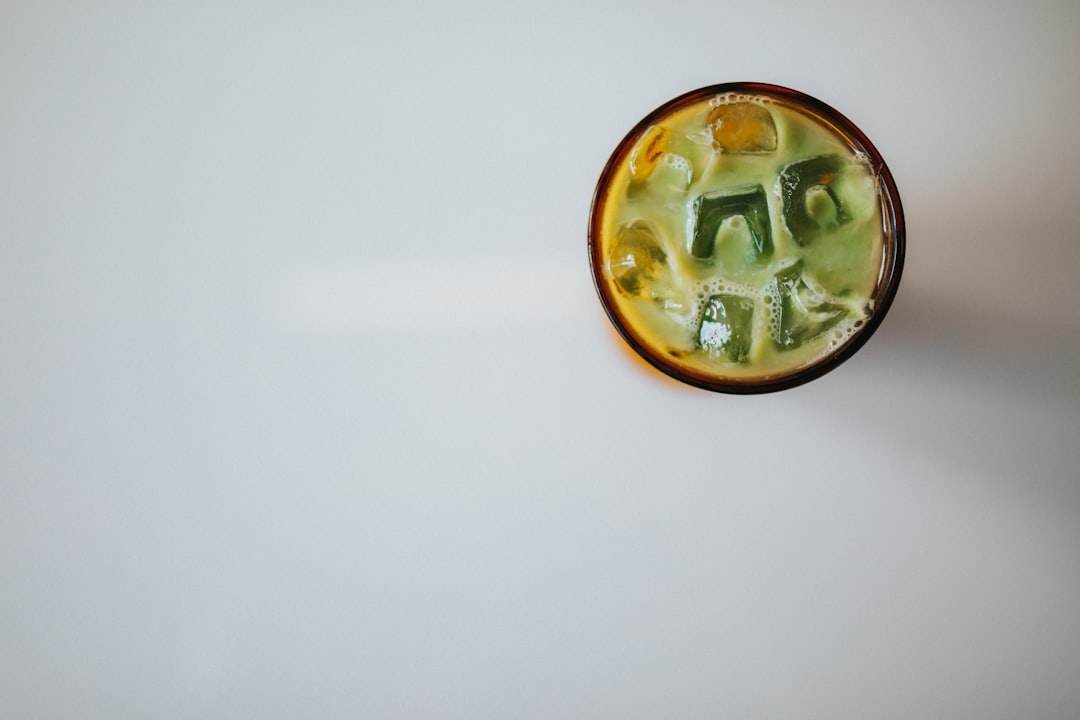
[698, 294, 755, 362]
[778, 154, 850, 245]
[629, 125, 670, 181]
[608, 220, 675, 301]
[707, 102, 778, 154]
[629, 124, 711, 188]
[690, 185, 773, 263]
[770, 261, 847, 349]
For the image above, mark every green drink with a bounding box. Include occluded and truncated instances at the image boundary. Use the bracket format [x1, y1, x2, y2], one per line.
[589, 83, 904, 393]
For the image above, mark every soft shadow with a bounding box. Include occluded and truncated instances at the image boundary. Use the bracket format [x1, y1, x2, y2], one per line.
[819, 279, 1080, 508]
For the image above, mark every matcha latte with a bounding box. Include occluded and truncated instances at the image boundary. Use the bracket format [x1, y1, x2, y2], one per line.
[589, 84, 904, 393]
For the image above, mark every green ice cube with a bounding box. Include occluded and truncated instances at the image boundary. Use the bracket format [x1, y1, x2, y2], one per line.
[698, 294, 755, 363]
[778, 154, 850, 246]
[690, 185, 773, 263]
[771, 262, 847, 349]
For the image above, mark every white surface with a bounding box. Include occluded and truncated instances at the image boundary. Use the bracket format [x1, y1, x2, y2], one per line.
[2, 2, 1079, 718]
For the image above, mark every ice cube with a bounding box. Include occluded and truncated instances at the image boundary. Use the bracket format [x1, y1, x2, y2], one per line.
[698, 294, 755, 362]
[707, 102, 778, 154]
[629, 125, 711, 187]
[770, 261, 847, 348]
[690, 185, 773, 263]
[629, 125, 670, 181]
[778, 154, 850, 245]
[608, 220, 674, 301]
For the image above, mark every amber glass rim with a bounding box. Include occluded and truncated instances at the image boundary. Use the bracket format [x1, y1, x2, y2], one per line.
[588, 82, 905, 394]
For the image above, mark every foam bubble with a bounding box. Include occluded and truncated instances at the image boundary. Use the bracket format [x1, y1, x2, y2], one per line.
[708, 92, 772, 110]
[655, 152, 692, 188]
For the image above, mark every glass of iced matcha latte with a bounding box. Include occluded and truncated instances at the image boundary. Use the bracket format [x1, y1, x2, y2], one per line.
[589, 83, 904, 393]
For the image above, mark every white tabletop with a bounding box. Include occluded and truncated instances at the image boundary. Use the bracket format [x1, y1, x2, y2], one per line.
[3, 2, 1079, 717]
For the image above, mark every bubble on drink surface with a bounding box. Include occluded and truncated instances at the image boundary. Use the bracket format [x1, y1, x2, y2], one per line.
[764, 283, 781, 338]
[607, 220, 675, 302]
[707, 101, 778, 154]
[708, 92, 769, 108]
